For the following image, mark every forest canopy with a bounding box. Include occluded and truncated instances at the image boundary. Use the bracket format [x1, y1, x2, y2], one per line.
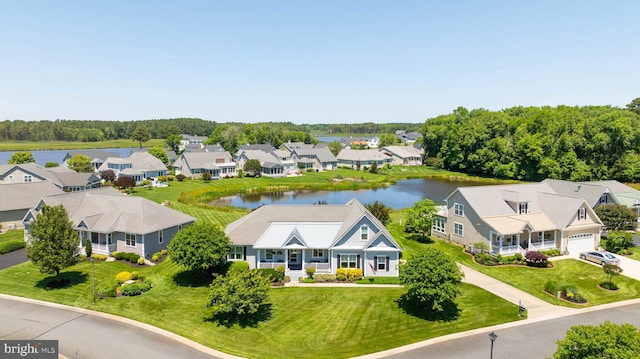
[421, 105, 640, 182]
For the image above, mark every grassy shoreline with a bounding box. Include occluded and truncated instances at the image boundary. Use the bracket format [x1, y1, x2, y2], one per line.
[0, 139, 165, 151]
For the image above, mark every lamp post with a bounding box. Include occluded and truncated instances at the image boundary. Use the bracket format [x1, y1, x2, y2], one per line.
[488, 331, 498, 359]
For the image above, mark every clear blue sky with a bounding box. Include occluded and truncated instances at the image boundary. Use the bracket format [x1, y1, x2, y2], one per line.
[1, 1, 638, 124]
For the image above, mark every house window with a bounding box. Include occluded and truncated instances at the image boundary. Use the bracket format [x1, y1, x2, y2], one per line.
[125, 233, 136, 247]
[8, 175, 14, 182]
[599, 194, 608, 205]
[340, 254, 358, 268]
[312, 249, 324, 258]
[454, 203, 464, 217]
[23, 175, 32, 183]
[519, 202, 528, 214]
[376, 256, 387, 271]
[360, 225, 369, 241]
[432, 217, 446, 233]
[158, 230, 163, 244]
[454, 222, 464, 236]
[178, 224, 183, 231]
[228, 246, 244, 261]
[107, 233, 113, 245]
[265, 249, 274, 261]
[578, 207, 587, 221]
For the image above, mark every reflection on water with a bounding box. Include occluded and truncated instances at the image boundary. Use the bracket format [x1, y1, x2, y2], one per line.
[210, 178, 492, 210]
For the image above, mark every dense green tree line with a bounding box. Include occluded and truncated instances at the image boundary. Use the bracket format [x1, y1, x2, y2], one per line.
[302, 122, 421, 135]
[422, 105, 640, 182]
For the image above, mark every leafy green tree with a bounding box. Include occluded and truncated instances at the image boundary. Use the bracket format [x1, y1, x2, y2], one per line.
[603, 264, 622, 288]
[626, 97, 640, 116]
[26, 205, 81, 283]
[100, 169, 116, 182]
[595, 204, 637, 230]
[207, 269, 271, 317]
[327, 140, 343, 156]
[243, 159, 262, 176]
[67, 154, 93, 173]
[369, 161, 378, 174]
[365, 201, 391, 225]
[8, 151, 35, 164]
[168, 223, 231, 275]
[404, 198, 437, 237]
[601, 230, 633, 253]
[131, 125, 151, 149]
[45, 162, 59, 168]
[400, 247, 463, 312]
[553, 321, 640, 359]
[148, 145, 169, 164]
[379, 133, 399, 147]
[166, 133, 183, 153]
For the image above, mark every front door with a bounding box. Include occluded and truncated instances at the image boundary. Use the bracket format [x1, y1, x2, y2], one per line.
[288, 249, 301, 270]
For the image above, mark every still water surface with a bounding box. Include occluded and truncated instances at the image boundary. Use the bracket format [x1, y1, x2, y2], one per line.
[211, 178, 491, 209]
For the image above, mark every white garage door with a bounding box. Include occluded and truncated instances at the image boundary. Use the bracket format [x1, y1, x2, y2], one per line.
[567, 233, 595, 254]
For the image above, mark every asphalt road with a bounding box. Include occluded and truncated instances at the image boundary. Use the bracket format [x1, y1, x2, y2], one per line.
[378, 301, 640, 359]
[0, 296, 232, 359]
[0, 248, 28, 270]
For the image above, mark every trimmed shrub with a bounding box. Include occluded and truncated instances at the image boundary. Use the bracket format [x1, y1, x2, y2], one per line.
[476, 252, 497, 266]
[161, 249, 168, 256]
[129, 254, 141, 263]
[540, 249, 561, 257]
[276, 265, 285, 279]
[514, 252, 523, 262]
[315, 274, 336, 282]
[257, 268, 281, 283]
[130, 271, 139, 280]
[544, 280, 558, 294]
[336, 268, 348, 281]
[176, 174, 186, 182]
[305, 266, 316, 279]
[152, 251, 162, 258]
[115, 252, 127, 260]
[96, 279, 120, 297]
[137, 257, 145, 265]
[228, 261, 250, 273]
[151, 254, 160, 262]
[335, 268, 363, 281]
[525, 251, 548, 268]
[91, 254, 108, 261]
[116, 271, 132, 284]
[302, 278, 316, 283]
[600, 281, 619, 290]
[121, 283, 143, 296]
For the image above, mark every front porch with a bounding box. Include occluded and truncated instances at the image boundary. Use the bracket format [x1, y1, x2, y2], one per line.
[490, 230, 558, 256]
[257, 248, 331, 272]
[80, 231, 116, 255]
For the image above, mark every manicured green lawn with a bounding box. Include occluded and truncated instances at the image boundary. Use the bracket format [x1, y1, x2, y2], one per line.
[0, 259, 522, 359]
[431, 240, 640, 307]
[0, 230, 25, 254]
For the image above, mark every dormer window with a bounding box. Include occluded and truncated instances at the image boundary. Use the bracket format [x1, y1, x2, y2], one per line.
[454, 203, 464, 217]
[578, 207, 587, 221]
[599, 194, 608, 205]
[518, 202, 528, 214]
[360, 225, 369, 241]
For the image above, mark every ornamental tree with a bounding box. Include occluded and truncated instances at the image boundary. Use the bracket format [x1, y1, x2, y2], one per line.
[67, 154, 93, 173]
[148, 145, 169, 164]
[400, 247, 463, 312]
[553, 321, 640, 359]
[207, 269, 271, 318]
[168, 223, 231, 275]
[8, 151, 35, 164]
[595, 204, 637, 230]
[26, 205, 81, 283]
[603, 264, 623, 288]
[404, 198, 437, 237]
[365, 200, 391, 225]
[243, 159, 262, 176]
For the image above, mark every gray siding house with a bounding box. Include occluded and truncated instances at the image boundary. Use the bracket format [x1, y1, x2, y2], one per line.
[172, 151, 237, 179]
[0, 182, 63, 232]
[433, 183, 603, 256]
[23, 187, 195, 258]
[224, 199, 401, 280]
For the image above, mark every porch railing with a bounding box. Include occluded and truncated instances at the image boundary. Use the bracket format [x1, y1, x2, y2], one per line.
[258, 262, 285, 269]
[529, 240, 556, 251]
[304, 262, 330, 272]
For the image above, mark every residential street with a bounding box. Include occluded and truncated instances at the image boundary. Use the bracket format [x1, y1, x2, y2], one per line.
[0, 248, 27, 270]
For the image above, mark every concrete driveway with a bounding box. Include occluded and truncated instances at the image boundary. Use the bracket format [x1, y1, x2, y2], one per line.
[565, 249, 640, 281]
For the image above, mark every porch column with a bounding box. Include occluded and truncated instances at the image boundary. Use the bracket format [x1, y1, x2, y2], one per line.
[285, 249, 289, 270]
[528, 231, 531, 249]
[302, 250, 306, 269]
[257, 250, 260, 270]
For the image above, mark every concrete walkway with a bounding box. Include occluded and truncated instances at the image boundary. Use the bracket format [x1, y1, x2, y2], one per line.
[459, 264, 578, 319]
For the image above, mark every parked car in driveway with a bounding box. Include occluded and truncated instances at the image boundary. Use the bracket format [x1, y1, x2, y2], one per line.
[579, 251, 620, 266]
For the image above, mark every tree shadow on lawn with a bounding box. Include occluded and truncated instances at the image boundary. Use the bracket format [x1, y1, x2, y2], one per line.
[173, 269, 213, 288]
[35, 271, 88, 290]
[406, 233, 434, 244]
[397, 296, 460, 322]
[205, 304, 272, 328]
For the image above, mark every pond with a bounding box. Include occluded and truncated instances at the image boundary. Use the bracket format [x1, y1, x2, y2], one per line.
[210, 178, 493, 209]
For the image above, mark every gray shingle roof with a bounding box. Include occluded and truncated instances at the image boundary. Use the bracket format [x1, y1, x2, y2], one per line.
[0, 182, 63, 211]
